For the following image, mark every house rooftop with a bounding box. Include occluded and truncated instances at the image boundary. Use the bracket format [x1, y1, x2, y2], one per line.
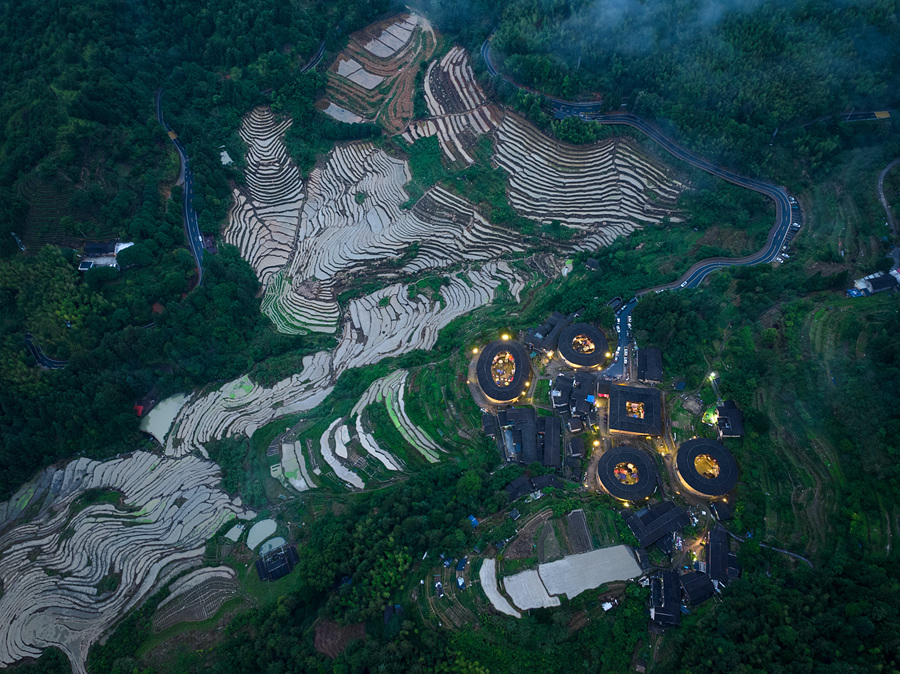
[637, 348, 663, 383]
[716, 400, 744, 438]
[623, 501, 690, 549]
[608, 385, 664, 436]
[680, 571, 715, 605]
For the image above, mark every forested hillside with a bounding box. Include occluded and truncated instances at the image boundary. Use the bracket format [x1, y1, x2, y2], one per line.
[487, 0, 900, 173]
[0, 0, 393, 498]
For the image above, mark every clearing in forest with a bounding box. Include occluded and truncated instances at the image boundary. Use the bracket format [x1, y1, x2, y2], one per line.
[324, 13, 437, 134]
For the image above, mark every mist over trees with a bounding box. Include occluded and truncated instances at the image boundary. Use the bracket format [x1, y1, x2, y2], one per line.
[489, 0, 900, 171]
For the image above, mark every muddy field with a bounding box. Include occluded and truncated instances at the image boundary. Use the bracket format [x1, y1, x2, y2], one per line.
[314, 621, 366, 658]
[505, 509, 552, 560]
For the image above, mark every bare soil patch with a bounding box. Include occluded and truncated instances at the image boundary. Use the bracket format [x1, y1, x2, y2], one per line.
[505, 509, 552, 560]
[314, 620, 366, 658]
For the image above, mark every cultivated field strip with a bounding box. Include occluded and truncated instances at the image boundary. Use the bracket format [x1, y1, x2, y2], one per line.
[479, 558, 521, 618]
[0, 453, 251, 674]
[224, 107, 304, 286]
[319, 419, 365, 489]
[494, 113, 683, 247]
[291, 143, 524, 284]
[261, 270, 341, 335]
[165, 351, 334, 457]
[334, 262, 524, 368]
[402, 47, 498, 163]
[165, 262, 525, 459]
[351, 370, 441, 464]
[362, 15, 419, 58]
[152, 566, 238, 632]
[502, 569, 561, 610]
[280, 441, 317, 491]
[324, 13, 435, 134]
[349, 375, 406, 471]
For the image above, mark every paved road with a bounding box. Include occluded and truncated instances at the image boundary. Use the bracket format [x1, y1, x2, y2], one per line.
[24, 332, 68, 369]
[155, 88, 204, 286]
[877, 158, 900, 267]
[301, 41, 326, 74]
[481, 39, 795, 294]
[597, 298, 637, 379]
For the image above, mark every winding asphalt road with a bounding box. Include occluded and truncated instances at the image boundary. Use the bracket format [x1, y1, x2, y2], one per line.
[301, 41, 326, 74]
[155, 88, 204, 286]
[24, 332, 68, 369]
[481, 39, 795, 294]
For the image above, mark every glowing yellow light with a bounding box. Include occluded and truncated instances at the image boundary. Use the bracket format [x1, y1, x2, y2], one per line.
[525, 381, 531, 386]
[605, 352, 611, 358]
[502, 334, 510, 340]
[472, 348, 479, 354]
[593, 440, 600, 447]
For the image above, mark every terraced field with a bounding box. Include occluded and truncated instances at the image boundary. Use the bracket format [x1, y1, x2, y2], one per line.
[402, 46, 500, 165]
[224, 107, 304, 288]
[250, 131, 525, 335]
[323, 13, 437, 134]
[0, 453, 252, 673]
[166, 261, 525, 460]
[151, 566, 238, 632]
[494, 112, 684, 247]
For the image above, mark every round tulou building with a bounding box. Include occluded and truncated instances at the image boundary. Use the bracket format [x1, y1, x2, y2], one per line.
[596, 445, 658, 502]
[557, 323, 608, 369]
[475, 339, 532, 405]
[675, 438, 739, 498]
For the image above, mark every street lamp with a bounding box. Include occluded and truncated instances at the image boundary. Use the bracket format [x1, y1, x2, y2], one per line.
[472, 348, 479, 354]
[502, 334, 510, 340]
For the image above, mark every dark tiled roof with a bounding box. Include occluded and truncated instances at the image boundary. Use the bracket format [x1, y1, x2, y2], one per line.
[623, 501, 690, 548]
[716, 400, 744, 437]
[476, 340, 531, 404]
[710, 500, 733, 521]
[608, 385, 663, 436]
[506, 407, 538, 464]
[539, 416, 561, 469]
[482, 413, 498, 437]
[504, 475, 531, 501]
[558, 323, 607, 368]
[255, 545, 300, 582]
[596, 445, 658, 501]
[551, 374, 574, 408]
[651, 570, 681, 626]
[568, 437, 585, 457]
[680, 571, 714, 605]
[525, 312, 570, 352]
[676, 438, 739, 497]
[637, 348, 663, 383]
[706, 526, 730, 585]
[532, 475, 563, 491]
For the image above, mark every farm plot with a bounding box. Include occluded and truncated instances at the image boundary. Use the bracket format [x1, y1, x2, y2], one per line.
[290, 143, 525, 283]
[168, 261, 526, 458]
[0, 452, 252, 674]
[502, 569, 560, 610]
[402, 47, 500, 165]
[324, 13, 436, 134]
[151, 566, 238, 632]
[479, 558, 520, 618]
[537, 546, 642, 599]
[223, 107, 304, 287]
[566, 509, 594, 554]
[280, 441, 317, 491]
[351, 370, 442, 464]
[494, 112, 684, 248]
[318, 419, 365, 490]
[253, 139, 524, 336]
